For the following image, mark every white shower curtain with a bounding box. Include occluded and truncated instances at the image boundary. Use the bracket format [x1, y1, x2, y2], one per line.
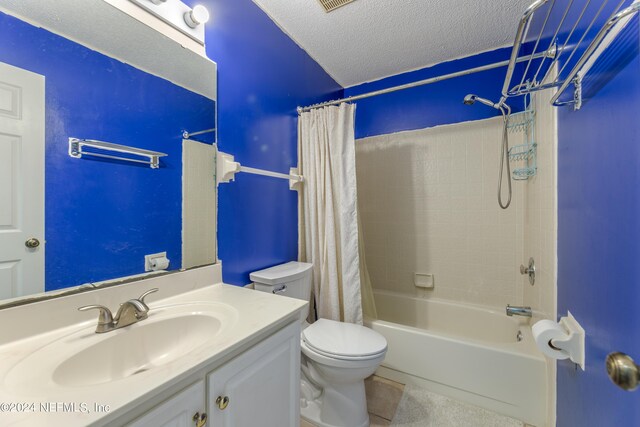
[298, 103, 372, 325]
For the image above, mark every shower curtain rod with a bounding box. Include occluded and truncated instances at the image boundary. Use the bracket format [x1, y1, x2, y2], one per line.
[297, 48, 555, 114]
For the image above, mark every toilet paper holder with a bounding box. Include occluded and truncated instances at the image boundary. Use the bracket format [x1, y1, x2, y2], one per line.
[145, 251, 170, 272]
[551, 312, 586, 370]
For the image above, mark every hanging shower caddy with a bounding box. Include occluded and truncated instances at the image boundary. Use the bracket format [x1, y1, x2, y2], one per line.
[507, 93, 536, 180]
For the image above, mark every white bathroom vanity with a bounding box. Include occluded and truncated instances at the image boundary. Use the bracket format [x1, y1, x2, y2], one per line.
[0, 264, 307, 426]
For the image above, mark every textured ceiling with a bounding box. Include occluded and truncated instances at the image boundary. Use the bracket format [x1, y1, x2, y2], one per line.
[252, 0, 534, 87]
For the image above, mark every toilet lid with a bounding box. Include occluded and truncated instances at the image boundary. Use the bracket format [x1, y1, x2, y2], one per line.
[302, 319, 387, 358]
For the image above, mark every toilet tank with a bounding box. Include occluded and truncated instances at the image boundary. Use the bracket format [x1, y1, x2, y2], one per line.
[250, 261, 313, 302]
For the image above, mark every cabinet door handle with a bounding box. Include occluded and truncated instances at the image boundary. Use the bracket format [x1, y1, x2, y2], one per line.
[192, 411, 207, 427]
[215, 395, 230, 410]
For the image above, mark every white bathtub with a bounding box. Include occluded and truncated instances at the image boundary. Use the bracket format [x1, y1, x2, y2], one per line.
[365, 290, 547, 426]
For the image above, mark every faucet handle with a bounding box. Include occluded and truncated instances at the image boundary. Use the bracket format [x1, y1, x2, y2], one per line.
[138, 288, 159, 305]
[78, 305, 114, 332]
[520, 257, 536, 285]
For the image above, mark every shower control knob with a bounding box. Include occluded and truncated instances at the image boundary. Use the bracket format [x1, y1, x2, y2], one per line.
[520, 257, 536, 285]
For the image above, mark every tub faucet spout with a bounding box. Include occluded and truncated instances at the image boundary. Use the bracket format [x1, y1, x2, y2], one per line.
[506, 304, 532, 317]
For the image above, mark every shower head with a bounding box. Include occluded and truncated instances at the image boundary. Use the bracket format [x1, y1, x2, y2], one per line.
[463, 94, 495, 108]
[463, 94, 477, 105]
[463, 94, 511, 115]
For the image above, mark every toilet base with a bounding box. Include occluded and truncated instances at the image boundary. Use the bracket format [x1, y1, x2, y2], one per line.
[300, 342, 383, 427]
[301, 398, 369, 427]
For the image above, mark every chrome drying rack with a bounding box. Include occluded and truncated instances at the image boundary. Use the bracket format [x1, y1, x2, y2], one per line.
[500, 0, 640, 110]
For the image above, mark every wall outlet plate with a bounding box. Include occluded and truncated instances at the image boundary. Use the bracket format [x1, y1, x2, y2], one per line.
[145, 251, 167, 272]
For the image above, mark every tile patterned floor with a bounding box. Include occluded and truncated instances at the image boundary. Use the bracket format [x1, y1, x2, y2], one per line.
[365, 375, 405, 425]
[301, 419, 316, 427]
[389, 383, 523, 427]
[302, 375, 523, 427]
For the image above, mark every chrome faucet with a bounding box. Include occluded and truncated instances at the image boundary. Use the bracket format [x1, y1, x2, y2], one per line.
[78, 288, 158, 333]
[506, 304, 532, 317]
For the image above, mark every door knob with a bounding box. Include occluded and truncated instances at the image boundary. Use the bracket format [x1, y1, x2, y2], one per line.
[215, 395, 230, 410]
[606, 352, 639, 391]
[192, 411, 207, 427]
[25, 238, 40, 248]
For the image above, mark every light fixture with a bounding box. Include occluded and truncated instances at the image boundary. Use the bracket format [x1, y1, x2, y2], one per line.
[184, 5, 210, 28]
[130, 0, 208, 44]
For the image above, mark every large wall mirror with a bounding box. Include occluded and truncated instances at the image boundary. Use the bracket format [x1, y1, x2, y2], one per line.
[0, 0, 217, 304]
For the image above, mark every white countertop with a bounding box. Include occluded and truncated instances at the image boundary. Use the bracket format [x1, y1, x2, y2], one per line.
[0, 265, 307, 426]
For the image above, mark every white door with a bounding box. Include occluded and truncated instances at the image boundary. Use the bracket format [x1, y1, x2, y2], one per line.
[0, 61, 45, 299]
[127, 380, 206, 427]
[208, 322, 300, 427]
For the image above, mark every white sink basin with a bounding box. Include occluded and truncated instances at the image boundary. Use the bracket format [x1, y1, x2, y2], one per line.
[53, 314, 221, 386]
[4, 302, 238, 391]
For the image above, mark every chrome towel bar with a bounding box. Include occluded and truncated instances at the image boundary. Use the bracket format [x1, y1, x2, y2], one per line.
[68, 138, 167, 169]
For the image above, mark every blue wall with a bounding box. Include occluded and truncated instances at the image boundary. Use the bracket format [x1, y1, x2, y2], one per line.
[554, 2, 640, 426]
[0, 12, 215, 291]
[191, 0, 342, 285]
[344, 47, 528, 139]
[557, 51, 640, 426]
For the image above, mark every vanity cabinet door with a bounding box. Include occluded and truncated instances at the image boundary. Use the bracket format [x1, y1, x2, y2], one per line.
[128, 380, 205, 427]
[207, 321, 300, 427]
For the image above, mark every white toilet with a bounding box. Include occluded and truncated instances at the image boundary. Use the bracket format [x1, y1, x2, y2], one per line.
[251, 261, 387, 427]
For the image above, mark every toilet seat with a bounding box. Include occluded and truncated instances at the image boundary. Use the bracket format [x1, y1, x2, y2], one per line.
[301, 339, 387, 370]
[302, 319, 387, 361]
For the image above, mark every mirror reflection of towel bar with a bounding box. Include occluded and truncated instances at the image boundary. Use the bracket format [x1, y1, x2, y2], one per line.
[239, 166, 303, 183]
[68, 138, 168, 169]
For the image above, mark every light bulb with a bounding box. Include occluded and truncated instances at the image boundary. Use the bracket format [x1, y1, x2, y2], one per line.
[184, 5, 210, 28]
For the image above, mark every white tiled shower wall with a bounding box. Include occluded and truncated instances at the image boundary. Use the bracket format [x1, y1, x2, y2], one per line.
[356, 97, 556, 313]
[523, 87, 557, 322]
[526, 85, 558, 427]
